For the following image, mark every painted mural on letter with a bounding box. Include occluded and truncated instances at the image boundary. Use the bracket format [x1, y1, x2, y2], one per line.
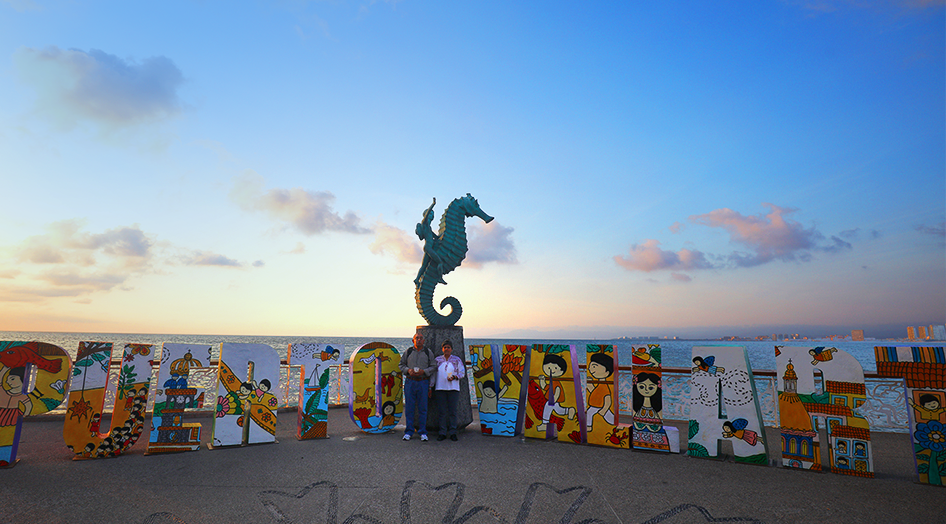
[63, 342, 151, 460]
[0, 341, 71, 467]
[523, 344, 584, 444]
[147, 343, 210, 454]
[212, 343, 281, 447]
[688, 346, 768, 465]
[289, 343, 342, 440]
[348, 342, 403, 434]
[875, 346, 945, 486]
[776, 346, 874, 477]
[470, 344, 526, 437]
[585, 344, 629, 448]
[631, 344, 673, 452]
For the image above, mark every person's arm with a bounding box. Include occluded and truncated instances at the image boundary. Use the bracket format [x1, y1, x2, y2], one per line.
[398, 351, 410, 375]
[454, 356, 466, 379]
[422, 353, 437, 378]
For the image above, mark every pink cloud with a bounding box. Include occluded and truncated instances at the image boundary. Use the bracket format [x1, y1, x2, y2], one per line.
[688, 203, 848, 267]
[368, 222, 422, 265]
[231, 171, 371, 235]
[614, 239, 713, 272]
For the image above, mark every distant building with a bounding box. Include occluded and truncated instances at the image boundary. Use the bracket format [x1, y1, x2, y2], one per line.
[933, 325, 946, 341]
[918, 326, 928, 339]
[851, 329, 864, 342]
[908, 327, 917, 341]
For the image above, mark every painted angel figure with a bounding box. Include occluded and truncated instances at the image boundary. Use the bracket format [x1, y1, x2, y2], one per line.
[809, 347, 837, 365]
[722, 418, 759, 446]
[692, 355, 724, 375]
[414, 198, 447, 286]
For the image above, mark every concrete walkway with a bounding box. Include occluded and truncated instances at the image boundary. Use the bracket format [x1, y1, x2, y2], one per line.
[6, 408, 942, 524]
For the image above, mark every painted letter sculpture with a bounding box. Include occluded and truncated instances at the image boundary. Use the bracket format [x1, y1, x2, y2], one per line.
[414, 194, 494, 326]
[290, 343, 342, 439]
[147, 344, 210, 454]
[349, 342, 403, 433]
[64, 342, 151, 459]
[0, 341, 71, 467]
[585, 344, 630, 449]
[211, 343, 281, 448]
[776, 346, 874, 477]
[688, 346, 768, 465]
[470, 344, 526, 436]
[875, 346, 946, 485]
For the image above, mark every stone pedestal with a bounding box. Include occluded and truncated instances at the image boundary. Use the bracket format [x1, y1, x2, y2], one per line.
[417, 325, 473, 431]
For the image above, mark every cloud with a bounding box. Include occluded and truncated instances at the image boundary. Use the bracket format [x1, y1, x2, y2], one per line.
[616, 204, 855, 273]
[14, 46, 184, 129]
[839, 228, 860, 239]
[688, 203, 850, 267]
[38, 272, 127, 290]
[2, 220, 250, 304]
[839, 228, 883, 241]
[669, 222, 684, 234]
[917, 221, 946, 238]
[184, 252, 243, 267]
[614, 239, 714, 272]
[6, 220, 156, 298]
[231, 171, 372, 235]
[368, 221, 422, 265]
[16, 220, 153, 268]
[670, 272, 693, 282]
[466, 222, 518, 268]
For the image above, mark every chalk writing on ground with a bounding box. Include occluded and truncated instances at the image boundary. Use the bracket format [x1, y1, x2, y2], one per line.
[139, 480, 763, 524]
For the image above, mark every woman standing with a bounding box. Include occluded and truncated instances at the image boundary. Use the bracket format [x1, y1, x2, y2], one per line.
[434, 340, 466, 441]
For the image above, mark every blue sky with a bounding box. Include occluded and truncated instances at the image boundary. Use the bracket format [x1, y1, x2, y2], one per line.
[0, 0, 943, 339]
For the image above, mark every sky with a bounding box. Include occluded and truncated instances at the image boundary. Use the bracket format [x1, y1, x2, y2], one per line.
[0, 1, 943, 340]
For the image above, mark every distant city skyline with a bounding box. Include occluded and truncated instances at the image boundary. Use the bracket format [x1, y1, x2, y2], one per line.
[1, 2, 943, 338]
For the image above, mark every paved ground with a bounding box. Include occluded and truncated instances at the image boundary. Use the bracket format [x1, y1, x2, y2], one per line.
[5, 407, 943, 524]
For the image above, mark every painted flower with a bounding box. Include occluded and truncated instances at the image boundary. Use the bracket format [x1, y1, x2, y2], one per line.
[215, 395, 229, 418]
[268, 397, 278, 408]
[915, 420, 946, 452]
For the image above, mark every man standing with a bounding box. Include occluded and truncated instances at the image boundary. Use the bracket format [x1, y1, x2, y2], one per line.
[399, 332, 435, 441]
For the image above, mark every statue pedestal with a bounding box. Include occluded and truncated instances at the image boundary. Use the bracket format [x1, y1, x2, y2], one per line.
[416, 325, 473, 432]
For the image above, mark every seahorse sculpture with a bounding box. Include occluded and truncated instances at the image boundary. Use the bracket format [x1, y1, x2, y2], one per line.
[414, 193, 493, 326]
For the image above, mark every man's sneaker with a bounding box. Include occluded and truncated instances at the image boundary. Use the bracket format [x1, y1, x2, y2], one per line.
[403, 434, 412, 441]
[420, 434, 429, 442]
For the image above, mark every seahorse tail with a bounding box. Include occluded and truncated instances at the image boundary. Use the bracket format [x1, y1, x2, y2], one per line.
[415, 278, 462, 326]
